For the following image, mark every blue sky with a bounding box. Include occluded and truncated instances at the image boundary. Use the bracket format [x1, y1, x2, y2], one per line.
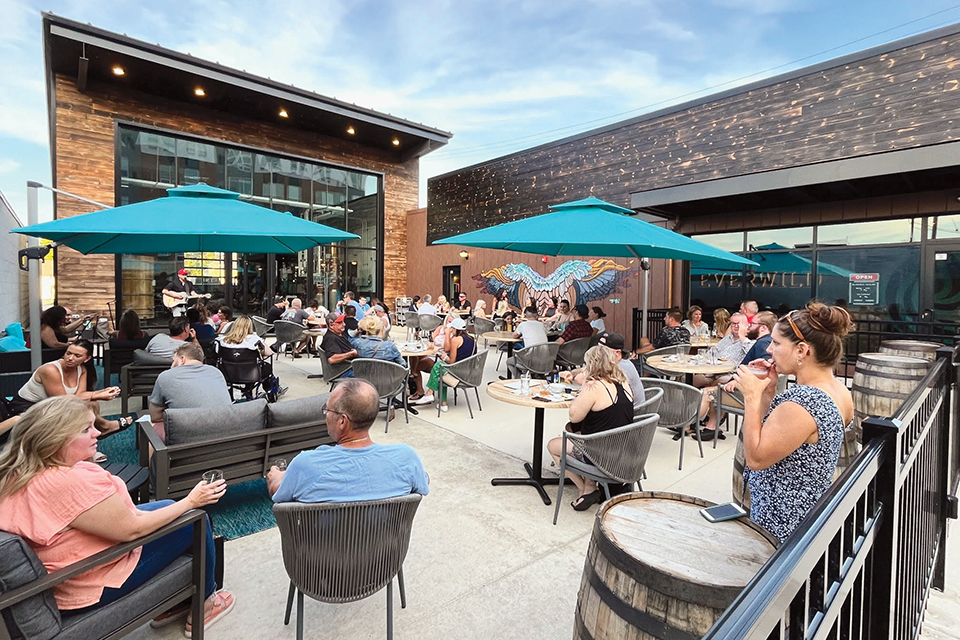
[2, 0, 960, 221]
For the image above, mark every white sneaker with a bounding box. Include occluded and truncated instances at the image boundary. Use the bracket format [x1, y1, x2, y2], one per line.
[415, 394, 435, 405]
[92, 451, 107, 463]
[440, 404, 448, 412]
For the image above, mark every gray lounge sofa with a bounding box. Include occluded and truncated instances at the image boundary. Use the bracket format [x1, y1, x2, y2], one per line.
[139, 394, 333, 500]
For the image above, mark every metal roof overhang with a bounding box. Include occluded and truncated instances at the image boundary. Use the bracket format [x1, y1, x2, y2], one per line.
[43, 13, 452, 161]
[630, 141, 960, 219]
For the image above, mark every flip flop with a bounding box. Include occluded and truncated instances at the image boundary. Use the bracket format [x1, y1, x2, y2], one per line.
[97, 414, 137, 440]
[184, 590, 235, 638]
[571, 490, 603, 511]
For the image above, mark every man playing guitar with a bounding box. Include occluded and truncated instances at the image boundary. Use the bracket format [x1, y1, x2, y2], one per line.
[162, 268, 208, 316]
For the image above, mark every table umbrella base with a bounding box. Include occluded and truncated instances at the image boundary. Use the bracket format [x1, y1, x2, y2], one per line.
[491, 463, 572, 506]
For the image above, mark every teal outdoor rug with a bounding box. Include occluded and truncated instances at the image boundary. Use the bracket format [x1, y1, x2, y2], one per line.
[98, 420, 277, 540]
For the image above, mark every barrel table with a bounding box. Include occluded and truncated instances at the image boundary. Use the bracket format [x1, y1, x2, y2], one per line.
[574, 492, 777, 640]
[878, 339, 942, 362]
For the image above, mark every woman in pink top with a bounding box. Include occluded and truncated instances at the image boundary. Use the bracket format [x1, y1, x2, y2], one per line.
[0, 396, 235, 636]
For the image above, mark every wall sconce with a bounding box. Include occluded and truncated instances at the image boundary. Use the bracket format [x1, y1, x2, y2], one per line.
[459, 250, 469, 260]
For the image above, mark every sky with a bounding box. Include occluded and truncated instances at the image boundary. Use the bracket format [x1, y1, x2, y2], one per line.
[2, 0, 960, 223]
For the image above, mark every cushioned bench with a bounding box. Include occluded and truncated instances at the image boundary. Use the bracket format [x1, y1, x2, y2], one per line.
[140, 394, 333, 500]
[119, 350, 172, 415]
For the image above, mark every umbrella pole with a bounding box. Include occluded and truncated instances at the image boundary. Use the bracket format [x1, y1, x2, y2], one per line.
[641, 258, 650, 339]
[27, 183, 42, 372]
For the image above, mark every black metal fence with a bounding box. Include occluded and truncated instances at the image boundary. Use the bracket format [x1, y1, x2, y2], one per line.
[702, 347, 957, 640]
[631, 308, 668, 349]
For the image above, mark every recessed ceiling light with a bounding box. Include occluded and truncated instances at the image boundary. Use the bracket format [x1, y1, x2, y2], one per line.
[112, 66, 125, 76]
[278, 108, 289, 118]
[194, 87, 205, 97]
[392, 138, 400, 146]
[346, 126, 355, 135]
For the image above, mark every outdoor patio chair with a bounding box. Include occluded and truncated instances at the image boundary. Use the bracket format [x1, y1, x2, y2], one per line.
[272, 320, 306, 359]
[0, 511, 209, 640]
[713, 373, 789, 449]
[555, 337, 591, 370]
[435, 350, 488, 419]
[640, 378, 703, 470]
[472, 317, 496, 348]
[274, 494, 422, 640]
[351, 358, 409, 432]
[640, 344, 691, 378]
[252, 315, 274, 338]
[588, 333, 603, 349]
[417, 314, 443, 339]
[634, 385, 664, 418]
[552, 413, 661, 525]
[215, 342, 271, 401]
[513, 342, 561, 378]
[403, 313, 420, 342]
[310, 348, 353, 389]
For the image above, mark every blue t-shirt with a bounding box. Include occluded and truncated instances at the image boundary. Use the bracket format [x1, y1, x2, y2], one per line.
[272, 443, 429, 503]
[741, 334, 773, 365]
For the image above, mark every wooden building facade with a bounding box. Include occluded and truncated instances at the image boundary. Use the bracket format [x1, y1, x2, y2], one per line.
[43, 13, 451, 324]
[423, 23, 960, 342]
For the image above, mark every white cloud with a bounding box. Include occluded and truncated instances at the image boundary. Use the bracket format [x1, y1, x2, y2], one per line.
[0, 159, 21, 174]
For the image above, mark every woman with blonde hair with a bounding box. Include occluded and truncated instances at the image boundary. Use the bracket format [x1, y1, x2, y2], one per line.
[0, 396, 234, 634]
[436, 295, 451, 314]
[217, 315, 276, 397]
[713, 307, 732, 338]
[473, 299, 488, 319]
[547, 345, 634, 512]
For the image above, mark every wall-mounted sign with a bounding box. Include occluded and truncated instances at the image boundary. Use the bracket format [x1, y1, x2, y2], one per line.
[849, 273, 879, 305]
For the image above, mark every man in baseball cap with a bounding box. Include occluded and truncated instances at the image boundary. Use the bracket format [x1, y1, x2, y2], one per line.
[162, 268, 196, 317]
[319, 312, 357, 375]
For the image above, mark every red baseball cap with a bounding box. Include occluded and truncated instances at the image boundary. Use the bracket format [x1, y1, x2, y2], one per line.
[177, 268, 189, 275]
[333, 313, 347, 323]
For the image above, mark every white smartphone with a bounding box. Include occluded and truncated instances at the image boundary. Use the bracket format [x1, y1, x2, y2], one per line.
[700, 502, 748, 523]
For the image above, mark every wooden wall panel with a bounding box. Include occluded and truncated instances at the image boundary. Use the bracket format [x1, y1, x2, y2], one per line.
[428, 31, 960, 243]
[53, 75, 418, 317]
[406, 208, 671, 351]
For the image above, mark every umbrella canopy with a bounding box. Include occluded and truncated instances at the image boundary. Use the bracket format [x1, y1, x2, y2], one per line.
[433, 197, 758, 268]
[14, 183, 359, 254]
[692, 243, 852, 277]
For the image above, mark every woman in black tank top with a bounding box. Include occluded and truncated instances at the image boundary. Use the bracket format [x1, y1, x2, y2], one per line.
[547, 346, 634, 512]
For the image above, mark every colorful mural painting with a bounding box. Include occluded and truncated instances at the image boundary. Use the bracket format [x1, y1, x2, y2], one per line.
[474, 260, 638, 310]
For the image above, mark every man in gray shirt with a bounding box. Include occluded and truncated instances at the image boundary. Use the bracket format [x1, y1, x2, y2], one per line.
[148, 341, 232, 441]
[145, 317, 195, 360]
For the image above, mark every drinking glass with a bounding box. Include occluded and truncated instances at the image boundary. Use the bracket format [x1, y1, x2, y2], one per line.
[698, 348, 708, 364]
[202, 469, 223, 484]
[273, 459, 287, 471]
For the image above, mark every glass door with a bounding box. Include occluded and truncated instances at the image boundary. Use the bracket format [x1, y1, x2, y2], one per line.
[926, 243, 960, 323]
[443, 266, 461, 302]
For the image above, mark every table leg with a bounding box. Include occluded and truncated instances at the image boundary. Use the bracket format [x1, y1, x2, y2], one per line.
[492, 407, 565, 505]
[503, 341, 516, 380]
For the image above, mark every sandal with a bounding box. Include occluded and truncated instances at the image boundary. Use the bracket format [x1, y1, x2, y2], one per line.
[97, 414, 136, 440]
[92, 451, 108, 463]
[184, 590, 235, 638]
[571, 490, 603, 511]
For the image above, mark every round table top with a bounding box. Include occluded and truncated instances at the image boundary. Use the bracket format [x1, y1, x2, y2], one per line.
[482, 331, 522, 342]
[646, 354, 737, 376]
[399, 345, 438, 358]
[688, 336, 720, 347]
[486, 380, 576, 409]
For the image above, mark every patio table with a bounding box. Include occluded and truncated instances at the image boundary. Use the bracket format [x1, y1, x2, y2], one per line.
[486, 379, 577, 505]
[482, 331, 522, 378]
[645, 354, 736, 386]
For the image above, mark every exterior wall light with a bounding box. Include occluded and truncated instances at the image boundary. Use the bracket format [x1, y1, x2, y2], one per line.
[112, 66, 125, 76]
[279, 108, 289, 118]
[347, 126, 355, 135]
[459, 250, 469, 260]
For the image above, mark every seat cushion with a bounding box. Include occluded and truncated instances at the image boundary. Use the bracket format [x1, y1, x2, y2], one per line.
[58, 555, 193, 640]
[267, 394, 329, 430]
[166, 398, 267, 445]
[0, 532, 61, 640]
[132, 350, 173, 366]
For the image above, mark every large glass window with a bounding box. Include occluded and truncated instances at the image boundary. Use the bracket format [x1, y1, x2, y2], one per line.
[117, 125, 382, 323]
[818, 218, 920, 245]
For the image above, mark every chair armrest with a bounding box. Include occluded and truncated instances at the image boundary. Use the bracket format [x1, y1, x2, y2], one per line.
[0, 511, 206, 610]
[139, 418, 167, 457]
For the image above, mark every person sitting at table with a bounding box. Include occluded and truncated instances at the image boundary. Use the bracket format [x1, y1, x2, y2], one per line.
[556, 304, 593, 345]
[492, 290, 511, 318]
[589, 306, 606, 334]
[473, 299, 488, 319]
[633, 310, 690, 355]
[320, 312, 357, 377]
[682, 305, 711, 340]
[539, 296, 558, 322]
[505, 308, 548, 378]
[39, 305, 90, 348]
[146, 317, 195, 360]
[436, 295, 452, 314]
[115, 308, 145, 341]
[150, 342, 233, 442]
[351, 316, 406, 366]
[358, 297, 371, 316]
[740, 300, 759, 324]
[0, 339, 131, 450]
[411, 314, 456, 402]
[216, 306, 234, 335]
[372, 304, 392, 337]
[343, 304, 360, 337]
[408, 295, 421, 312]
[0, 395, 235, 636]
[453, 291, 472, 314]
[266, 296, 288, 323]
[280, 298, 317, 358]
[422, 317, 475, 413]
[692, 312, 750, 389]
[268, 379, 429, 502]
[549, 299, 576, 332]
[418, 294, 438, 316]
[713, 308, 732, 339]
[186, 306, 216, 341]
[500, 309, 518, 332]
[216, 315, 277, 386]
[547, 345, 634, 511]
[561, 332, 645, 407]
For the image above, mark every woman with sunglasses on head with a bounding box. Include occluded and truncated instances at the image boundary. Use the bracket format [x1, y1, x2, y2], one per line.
[730, 302, 853, 542]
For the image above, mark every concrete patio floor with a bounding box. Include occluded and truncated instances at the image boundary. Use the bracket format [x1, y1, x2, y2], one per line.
[106, 332, 959, 640]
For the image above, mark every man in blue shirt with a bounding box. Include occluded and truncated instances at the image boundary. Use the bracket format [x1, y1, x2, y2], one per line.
[267, 379, 429, 503]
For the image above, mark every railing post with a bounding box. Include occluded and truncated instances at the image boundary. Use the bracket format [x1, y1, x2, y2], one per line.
[934, 344, 957, 590]
[861, 415, 901, 640]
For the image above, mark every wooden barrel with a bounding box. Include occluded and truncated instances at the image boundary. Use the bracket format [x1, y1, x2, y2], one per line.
[574, 492, 777, 640]
[878, 340, 942, 362]
[732, 430, 751, 512]
[851, 353, 930, 437]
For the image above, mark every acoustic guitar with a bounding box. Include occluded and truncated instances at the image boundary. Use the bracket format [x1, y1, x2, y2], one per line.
[162, 291, 211, 309]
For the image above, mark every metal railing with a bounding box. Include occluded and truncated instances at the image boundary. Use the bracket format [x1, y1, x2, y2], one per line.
[631, 308, 668, 349]
[703, 346, 956, 640]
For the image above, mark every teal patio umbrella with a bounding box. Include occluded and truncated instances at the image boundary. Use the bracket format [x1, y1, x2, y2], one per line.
[434, 197, 758, 337]
[15, 183, 359, 254]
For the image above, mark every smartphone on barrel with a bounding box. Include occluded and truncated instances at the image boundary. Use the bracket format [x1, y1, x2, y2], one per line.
[700, 502, 748, 523]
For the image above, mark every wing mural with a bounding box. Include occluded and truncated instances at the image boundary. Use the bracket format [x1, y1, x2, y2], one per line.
[474, 260, 637, 309]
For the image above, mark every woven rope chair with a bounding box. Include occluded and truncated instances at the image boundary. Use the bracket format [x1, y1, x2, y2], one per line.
[633, 385, 664, 419]
[311, 347, 353, 389]
[472, 317, 496, 348]
[417, 314, 443, 339]
[252, 315, 274, 337]
[351, 358, 409, 432]
[435, 350, 488, 419]
[640, 378, 704, 470]
[555, 337, 591, 370]
[552, 413, 661, 525]
[272, 320, 306, 359]
[402, 312, 420, 342]
[513, 343, 561, 378]
[274, 494, 422, 640]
